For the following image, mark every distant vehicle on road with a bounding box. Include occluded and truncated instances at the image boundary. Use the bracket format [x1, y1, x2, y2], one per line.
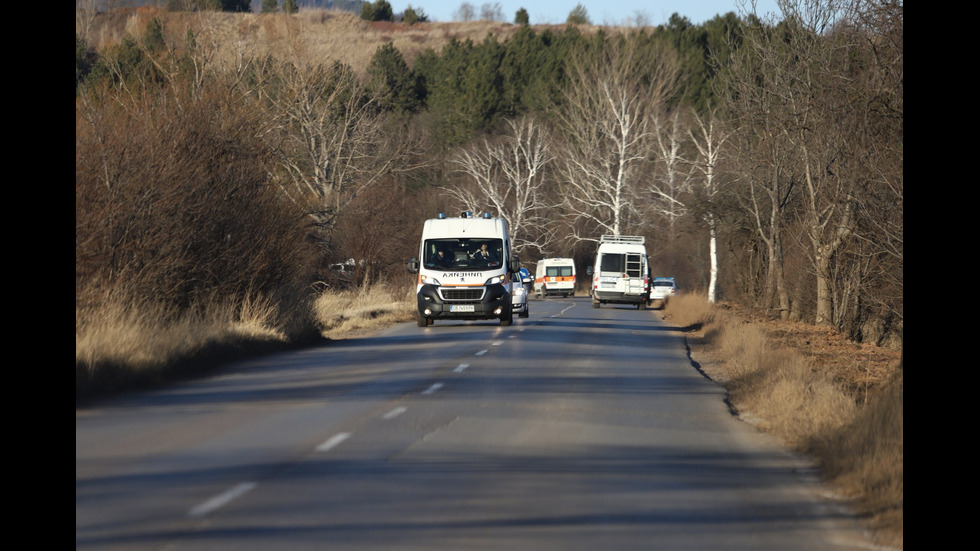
[534, 257, 576, 298]
[519, 267, 533, 295]
[511, 272, 530, 318]
[649, 277, 678, 308]
[589, 236, 650, 310]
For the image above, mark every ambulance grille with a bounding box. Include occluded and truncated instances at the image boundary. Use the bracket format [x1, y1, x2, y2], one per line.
[441, 288, 484, 301]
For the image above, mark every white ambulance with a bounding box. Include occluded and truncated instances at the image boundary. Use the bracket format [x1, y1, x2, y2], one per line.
[533, 257, 577, 298]
[407, 212, 522, 327]
[589, 235, 650, 310]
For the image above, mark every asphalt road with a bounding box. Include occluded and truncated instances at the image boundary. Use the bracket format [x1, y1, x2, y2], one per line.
[76, 297, 876, 550]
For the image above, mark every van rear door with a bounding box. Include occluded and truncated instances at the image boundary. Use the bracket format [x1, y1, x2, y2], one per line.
[598, 252, 624, 292]
[626, 253, 645, 295]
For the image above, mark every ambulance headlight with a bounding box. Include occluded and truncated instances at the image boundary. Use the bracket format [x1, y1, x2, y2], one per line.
[485, 275, 506, 285]
[421, 275, 441, 286]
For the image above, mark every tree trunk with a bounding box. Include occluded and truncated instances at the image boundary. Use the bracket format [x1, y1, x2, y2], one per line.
[707, 213, 718, 303]
[814, 247, 833, 326]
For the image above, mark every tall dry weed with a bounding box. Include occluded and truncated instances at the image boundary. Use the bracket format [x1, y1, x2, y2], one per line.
[715, 317, 772, 380]
[684, 297, 857, 446]
[732, 353, 857, 447]
[807, 370, 903, 548]
[661, 291, 714, 330]
[76, 291, 291, 402]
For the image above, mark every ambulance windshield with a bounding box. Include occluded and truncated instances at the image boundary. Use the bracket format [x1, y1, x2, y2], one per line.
[423, 238, 503, 270]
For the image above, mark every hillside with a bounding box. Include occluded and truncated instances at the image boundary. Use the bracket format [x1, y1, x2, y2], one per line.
[76, 6, 605, 73]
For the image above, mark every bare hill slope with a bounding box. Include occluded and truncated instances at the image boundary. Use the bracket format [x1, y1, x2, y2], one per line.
[77, 6, 599, 72]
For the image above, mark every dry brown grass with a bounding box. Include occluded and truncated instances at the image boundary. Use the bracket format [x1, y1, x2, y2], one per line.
[79, 7, 550, 73]
[663, 292, 903, 549]
[76, 295, 287, 367]
[313, 281, 416, 339]
[75, 279, 413, 404]
[76, 291, 292, 403]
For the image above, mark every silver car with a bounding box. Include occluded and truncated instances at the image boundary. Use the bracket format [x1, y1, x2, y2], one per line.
[511, 272, 530, 318]
[648, 277, 678, 308]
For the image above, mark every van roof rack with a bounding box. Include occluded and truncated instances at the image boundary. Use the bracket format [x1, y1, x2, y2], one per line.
[599, 235, 645, 244]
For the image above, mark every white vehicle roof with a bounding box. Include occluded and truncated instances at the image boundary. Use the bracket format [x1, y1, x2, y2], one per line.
[536, 257, 575, 267]
[421, 211, 509, 240]
[596, 235, 647, 253]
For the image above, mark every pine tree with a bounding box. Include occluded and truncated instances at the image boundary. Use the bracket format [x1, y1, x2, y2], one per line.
[368, 42, 422, 113]
[566, 4, 590, 25]
[261, 0, 278, 13]
[360, 2, 374, 20]
[361, 1, 393, 22]
[403, 5, 428, 25]
[372, 1, 393, 21]
[221, 0, 250, 11]
[515, 8, 529, 26]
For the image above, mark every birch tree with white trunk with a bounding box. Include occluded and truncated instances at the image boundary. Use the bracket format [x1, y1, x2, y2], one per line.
[687, 108, 730, 304]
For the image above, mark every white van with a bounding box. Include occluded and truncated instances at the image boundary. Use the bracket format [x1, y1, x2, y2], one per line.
[407, 212, 521, 327]
[533, 257, 576, 298]
[589, 235, 650, 310]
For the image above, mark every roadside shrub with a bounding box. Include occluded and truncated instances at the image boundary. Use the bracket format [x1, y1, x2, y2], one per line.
[77, 83, 315, 322]
[77, 81, 320, 400]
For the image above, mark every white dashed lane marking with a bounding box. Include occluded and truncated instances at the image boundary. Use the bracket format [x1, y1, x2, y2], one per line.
[315, 432, 351, 453]
[383, 407, 407, 419]
[188, 482, 256, 518]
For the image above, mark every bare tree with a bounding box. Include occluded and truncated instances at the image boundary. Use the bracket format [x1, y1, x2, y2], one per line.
[773, 0, 860, 326]
[261, 59, 426, 235]
[687, 108, 730, 304]
[75, 0, 99, 44]
[444, 115, 556, 255]
[647, 109, 691, 233]
[454, 2, 476, 21]
[479, 2, 504, 21]
[554, 34, 680, 244]
[718, 6, 801, 320]
[721, 0, 900, 331]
